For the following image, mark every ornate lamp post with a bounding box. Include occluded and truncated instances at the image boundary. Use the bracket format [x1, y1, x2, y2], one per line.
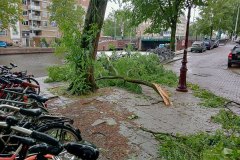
[176, 2, 192, 92]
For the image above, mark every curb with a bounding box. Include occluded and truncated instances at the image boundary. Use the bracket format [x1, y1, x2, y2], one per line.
[164, 57, 183, 64]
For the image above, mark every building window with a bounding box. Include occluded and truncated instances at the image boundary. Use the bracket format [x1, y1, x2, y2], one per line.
[0, 30, 7, 36]
[42, 2, 47, 9]
[22, 0, 27, 5]
[42, 11, 48, 18]
[22, 31, 30, 37]
[23, 11, 28, 16]
[42, 21, 48, 27]
[50, 21, 57, 27]
[22, 21, 29, 25]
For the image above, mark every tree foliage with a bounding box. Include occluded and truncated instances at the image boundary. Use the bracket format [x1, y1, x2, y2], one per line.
[49, 0, 108, 95]
[0, 0, 22, 29]
[103, 8, 136, 38]
[126, 0, 185, 51]
[194, 0, 240, 37]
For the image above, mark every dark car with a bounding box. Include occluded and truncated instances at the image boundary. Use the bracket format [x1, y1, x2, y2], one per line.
[191, 41, 206, 53]
[228, 45, 240, 67]
[211, 39, 219, 48]
[204, 40, 214, 50]
[0, 41, 7, 48]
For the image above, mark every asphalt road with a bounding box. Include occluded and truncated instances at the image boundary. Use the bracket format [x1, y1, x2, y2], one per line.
[170, 43, 240, 103]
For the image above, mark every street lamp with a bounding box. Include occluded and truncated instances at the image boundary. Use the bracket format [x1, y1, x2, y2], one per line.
[176, 2, 192, 92]
[234, 4, 240, 40]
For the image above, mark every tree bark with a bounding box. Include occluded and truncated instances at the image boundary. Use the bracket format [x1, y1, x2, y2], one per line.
[170, 22, 177, 51]
[80, 0, 108, 92]
[210, 25, 213, 40]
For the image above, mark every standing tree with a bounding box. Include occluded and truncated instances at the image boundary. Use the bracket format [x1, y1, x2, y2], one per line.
[194, 0, 240, 39]
[103, 9, 136, 38]
[0, 0, 22, 29]
[50, 0, 108, 94]
[127, 0, 185, 51]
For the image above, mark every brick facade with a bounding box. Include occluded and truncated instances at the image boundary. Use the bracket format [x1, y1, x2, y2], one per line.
[0, 0, 89, 47]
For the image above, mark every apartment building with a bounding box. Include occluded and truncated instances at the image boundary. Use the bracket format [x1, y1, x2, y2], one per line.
[0, 0, 89, 47]
[136, 14, 187, 39]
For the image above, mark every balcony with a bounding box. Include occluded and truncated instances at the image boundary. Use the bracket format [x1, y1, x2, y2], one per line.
[29, 26, 42, 30]
[29, 15, 41, 21]
[28, 5, 41, 10]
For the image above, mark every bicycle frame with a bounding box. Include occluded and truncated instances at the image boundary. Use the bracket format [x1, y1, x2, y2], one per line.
[0, 145, 22, 160]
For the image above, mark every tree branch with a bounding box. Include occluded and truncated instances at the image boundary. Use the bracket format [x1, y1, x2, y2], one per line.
[96, 76, 171, 105]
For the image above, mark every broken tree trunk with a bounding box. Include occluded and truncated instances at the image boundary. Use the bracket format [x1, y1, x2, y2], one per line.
[96, 76, 171, 106]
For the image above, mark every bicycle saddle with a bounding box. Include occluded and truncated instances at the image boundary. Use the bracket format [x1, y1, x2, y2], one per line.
[6, 116, 18, 126]
[10, 135, 36, 146]
[28, 143, 63, 156]
[10, 63, 17, 68]
[27, 94, 48, 103]
[64, 141, 99, 160]
[19, 108, 42, 117]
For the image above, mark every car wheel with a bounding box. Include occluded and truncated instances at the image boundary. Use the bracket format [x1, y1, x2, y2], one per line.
[200, 49, 203, 53]
[228, 63, 232, 68]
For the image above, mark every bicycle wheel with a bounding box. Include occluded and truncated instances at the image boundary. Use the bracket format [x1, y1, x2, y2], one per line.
[36, 123, 82, 142]
[36, 123, 82, 160]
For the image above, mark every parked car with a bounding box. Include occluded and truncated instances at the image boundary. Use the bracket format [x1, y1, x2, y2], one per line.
[211, 39, 219, 48]
[0, 41, 7, 48]
[228, 44, 240, 67]
[6, 42, 13, 46]
[203, 40, 214, 50]
[190, 41, 206, 53]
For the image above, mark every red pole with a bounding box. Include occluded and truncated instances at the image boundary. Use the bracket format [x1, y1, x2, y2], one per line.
[176, 5, 191, 92]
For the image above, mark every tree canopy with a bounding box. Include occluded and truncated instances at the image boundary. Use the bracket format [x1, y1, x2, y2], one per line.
[0, 0, 22, 29]
[193, 0, 240, 38]
[103, 8, 136, 38]
[127, 0, 185, 51]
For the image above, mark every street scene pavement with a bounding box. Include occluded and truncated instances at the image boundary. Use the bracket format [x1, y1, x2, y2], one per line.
[0, 43, 239, 159]
[1, 0, 240, 159]
[29, 43, 239, 159]
[170, 43, 240, 103]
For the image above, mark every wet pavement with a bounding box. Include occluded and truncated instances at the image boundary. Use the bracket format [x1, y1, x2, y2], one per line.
[6, 45, 239, 159]
[37, 77, 222, 160]
[0, 53, 63, 77]
[169, 43, 240, 103]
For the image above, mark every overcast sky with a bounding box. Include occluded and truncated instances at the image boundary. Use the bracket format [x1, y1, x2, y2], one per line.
[105, 1, 119, 19]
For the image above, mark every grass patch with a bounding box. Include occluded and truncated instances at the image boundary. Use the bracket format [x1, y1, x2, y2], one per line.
[48, 85, 78, 98]
[156, 105, 240, 159]
[188, 83, 228, 108]
[44, 65, 71, 83]
[156, 131, 240, 160]
[212, 109, 240, 132]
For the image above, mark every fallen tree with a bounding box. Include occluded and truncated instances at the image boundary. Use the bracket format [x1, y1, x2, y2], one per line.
[96, 76, 171, 106]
